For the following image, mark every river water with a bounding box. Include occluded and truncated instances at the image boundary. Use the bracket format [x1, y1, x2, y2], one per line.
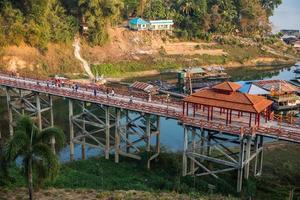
[0, 63, 299, 161]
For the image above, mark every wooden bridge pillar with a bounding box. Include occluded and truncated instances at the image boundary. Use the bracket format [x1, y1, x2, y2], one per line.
[5, 88, 53, 138]
[5, 87, 14, 137]
[237, 136, 245, 193]
[254, 135, 264, 176]
[114, 110, 160, 168]
[114, 108, 121, 163]
[146, 114, 151, 152]
[244, 135, 252, 180]
[105, 106, 110, 159]
[36, 93, 42, 130]
[181, 126, 265, 193]
[69, 99, 74, 161]
[81, 102, 86, 160]
[49, 95, 56, 154]
[126, 110, 130, 153]
[182, 125, 188, 176]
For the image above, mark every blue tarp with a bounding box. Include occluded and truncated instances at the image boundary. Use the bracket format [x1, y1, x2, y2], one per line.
[236, 81, 269, 95]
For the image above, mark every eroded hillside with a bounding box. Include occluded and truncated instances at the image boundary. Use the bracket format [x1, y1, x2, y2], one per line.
[0, 27, 299, 78]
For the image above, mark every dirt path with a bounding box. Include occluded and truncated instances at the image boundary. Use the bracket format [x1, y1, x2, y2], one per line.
[73, 38, 95, 80]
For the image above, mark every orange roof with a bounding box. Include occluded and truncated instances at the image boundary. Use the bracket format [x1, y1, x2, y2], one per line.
[212, 82, 241, 92]
[184, 85, 273, 113]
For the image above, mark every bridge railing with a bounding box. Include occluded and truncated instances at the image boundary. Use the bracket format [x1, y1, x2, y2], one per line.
[0, 78, 181, 119]
[0, 72, 182, 108]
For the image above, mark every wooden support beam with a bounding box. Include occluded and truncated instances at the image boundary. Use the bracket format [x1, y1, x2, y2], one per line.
[226, 109, 229, 125]
[81, 102, 86, 160]
[258, 135, 264, 176]
[253, 136, 259, 176]
[69, 99, 74, 161]
[49, 95, 56, 154]
[5, 87, 14, 137]
[244, 136, 252, 180]
[115, 108, 121, 163]
[186, 102, 189, 116]
[183, 126, 188, 176]
[36, 94, 42, 130]
[146, 114, 151, 152]
[190, 128, 196, 174]
[105, 106, 110, 159]
[126, 110, 130, 153]
[193, 104, 196, 117]
[237, 137, 245, 193]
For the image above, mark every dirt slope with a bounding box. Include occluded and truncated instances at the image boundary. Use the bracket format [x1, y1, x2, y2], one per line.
[82, 27, 226, 63]
[0, 43, 81, 77]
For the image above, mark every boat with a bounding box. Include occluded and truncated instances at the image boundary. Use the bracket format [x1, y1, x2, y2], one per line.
[294, 68, 300, 73]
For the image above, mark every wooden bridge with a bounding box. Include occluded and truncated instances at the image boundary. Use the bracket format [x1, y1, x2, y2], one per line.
[0, 72, 299, 192]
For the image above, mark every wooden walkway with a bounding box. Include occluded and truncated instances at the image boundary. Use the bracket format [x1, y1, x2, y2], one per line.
[0, 72, 300, 143]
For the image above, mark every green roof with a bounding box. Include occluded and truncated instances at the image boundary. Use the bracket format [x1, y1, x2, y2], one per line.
[183, 67, 205, 74]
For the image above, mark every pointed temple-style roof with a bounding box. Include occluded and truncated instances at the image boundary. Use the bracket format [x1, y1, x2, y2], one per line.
[212, 81, 242, 92]
[184, 82, 273, 113]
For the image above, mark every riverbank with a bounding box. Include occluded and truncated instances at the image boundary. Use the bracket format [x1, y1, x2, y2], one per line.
[2, 143, 299, 200]
[0, 188, 237, 200]
[101, 59, 297, 82]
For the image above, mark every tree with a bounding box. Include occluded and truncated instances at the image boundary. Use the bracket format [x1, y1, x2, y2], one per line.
[78, 0, 123, 45]
[0, 134, 10, 186]
[6, 116, 65, 200]
[260, 0, 282, 16]
[239, 0, 269, 35]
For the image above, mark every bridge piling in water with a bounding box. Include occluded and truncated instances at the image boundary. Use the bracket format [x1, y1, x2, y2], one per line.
[182, 126, 265, 192]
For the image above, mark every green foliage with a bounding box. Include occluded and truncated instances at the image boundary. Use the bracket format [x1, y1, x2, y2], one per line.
[0, 0, 78, 49]
[6, 116, 65, 198]
[0, 0, 282, 48]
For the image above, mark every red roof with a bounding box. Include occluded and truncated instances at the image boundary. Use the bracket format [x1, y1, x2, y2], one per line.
[184, 82, 273, 113]
[212, 82, 241, 92]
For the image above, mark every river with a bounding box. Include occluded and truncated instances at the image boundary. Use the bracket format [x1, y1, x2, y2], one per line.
[0, 63, 299, 161]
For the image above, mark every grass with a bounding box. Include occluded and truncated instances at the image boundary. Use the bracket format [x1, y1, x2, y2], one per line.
[90, 43, 296, 78]
[1, 143, 300, 199]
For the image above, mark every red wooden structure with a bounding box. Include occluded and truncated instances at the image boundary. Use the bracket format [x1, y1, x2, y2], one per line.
[183, 82, 273, 127]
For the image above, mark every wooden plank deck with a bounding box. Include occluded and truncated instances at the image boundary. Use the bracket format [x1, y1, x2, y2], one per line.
[0, 72, 300, 143]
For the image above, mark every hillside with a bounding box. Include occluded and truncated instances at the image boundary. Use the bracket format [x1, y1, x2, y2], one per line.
[0, 27, 299, 79]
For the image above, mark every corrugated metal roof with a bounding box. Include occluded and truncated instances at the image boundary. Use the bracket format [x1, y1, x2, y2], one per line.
[129, 18, 150, 25]
[183, 67, 205, 74]
[130, 81, 155, 92]
[149, 20, 174, 25]
[254, 80, 298, 93]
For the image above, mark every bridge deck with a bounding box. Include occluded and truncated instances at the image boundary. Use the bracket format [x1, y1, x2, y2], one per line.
[0, 73, 299, 143]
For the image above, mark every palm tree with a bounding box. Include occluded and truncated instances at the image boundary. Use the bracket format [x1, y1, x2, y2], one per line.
[6, 116, 65, 200]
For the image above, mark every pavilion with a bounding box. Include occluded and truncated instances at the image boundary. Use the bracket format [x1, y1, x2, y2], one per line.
[183, 82, 273, 127]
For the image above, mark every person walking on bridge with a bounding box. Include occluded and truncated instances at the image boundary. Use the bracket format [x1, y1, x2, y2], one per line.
[111, 89, 115, 96]
[129, 95, 133, 104]
[106, 88, 110, 98]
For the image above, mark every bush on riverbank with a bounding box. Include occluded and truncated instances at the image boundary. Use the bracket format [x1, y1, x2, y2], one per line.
[2, 144, 300, 199]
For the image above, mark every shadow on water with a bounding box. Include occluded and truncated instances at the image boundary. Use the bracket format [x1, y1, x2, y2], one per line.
[0, 64, 299, 161]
